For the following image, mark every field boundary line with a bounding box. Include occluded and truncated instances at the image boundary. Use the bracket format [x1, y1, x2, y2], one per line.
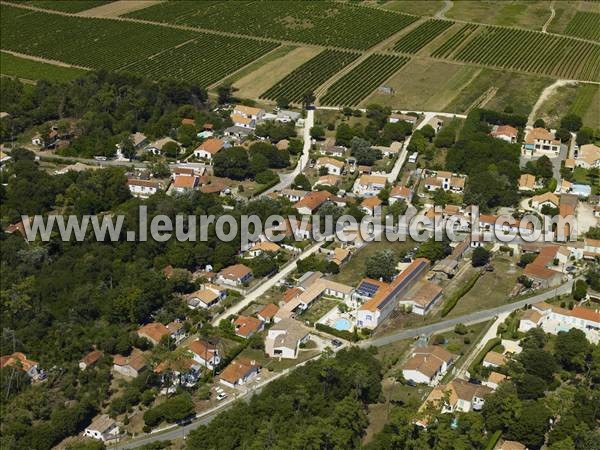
[0, 49, 92, 71]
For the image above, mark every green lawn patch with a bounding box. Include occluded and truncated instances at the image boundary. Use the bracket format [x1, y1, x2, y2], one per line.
[1, 51, 87, 83]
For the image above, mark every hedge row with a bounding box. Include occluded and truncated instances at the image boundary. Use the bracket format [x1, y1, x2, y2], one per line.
[441, 271, 481, 317]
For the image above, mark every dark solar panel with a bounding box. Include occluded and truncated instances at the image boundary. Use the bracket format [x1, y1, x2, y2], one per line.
[357, 281, 380, 297]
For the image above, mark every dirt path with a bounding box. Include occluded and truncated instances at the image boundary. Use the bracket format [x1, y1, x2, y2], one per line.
[1, 49, 91, 70]
[542, 1, 556, 33]
[527, 79, 579, 127]
[76, 0, 163, 18]
[435, 0, 453, 19]
[314, 17, 426, 102]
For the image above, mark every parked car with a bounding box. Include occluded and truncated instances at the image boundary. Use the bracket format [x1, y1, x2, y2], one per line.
[331, 339, 343, 348]
[216, 393, 228, 401]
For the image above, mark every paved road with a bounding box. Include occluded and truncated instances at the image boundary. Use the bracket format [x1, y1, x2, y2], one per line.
[210, 239, 324, 325]
[262, 109, 314, 196]
[362, 279, 573, 348]
[112, 277, 572, 449]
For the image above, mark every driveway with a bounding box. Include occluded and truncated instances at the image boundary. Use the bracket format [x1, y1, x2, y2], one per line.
[262, 109, 314, 196]
[210, 239, 324, 325]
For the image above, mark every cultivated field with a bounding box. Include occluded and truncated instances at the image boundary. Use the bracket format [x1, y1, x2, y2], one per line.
[125, 1, 418, 50]
[378, 0, 443, 16]
[445, 0, 553, 30]
[1, 4, 277, 87]
[123, 35, 279, 87]
[564, 12, 600, 42]
[430, 24, 479, 58]
[452, 26, 600, 81]
[393, 19, 454, 54]
[444, 68, 552, 116]
[28, 0, 111, 13]
[260, 50, 359, 103]
[0, 52, 87, 83]
[230, 46, 322, 98]
[363, 59, 481, 111]
[534, 82, 600, 129]
[320, 54, 409, 106]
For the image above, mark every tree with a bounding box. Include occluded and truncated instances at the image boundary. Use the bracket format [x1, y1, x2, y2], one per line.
[217, 83, 236, 104]
[213, 146, 250, 180]
[421, 124, 435, 141]
[506, 400, 551, 449]
[471, 247, 490, 267]
[350, 137, 381, 165]
[575, 127, 594, 145]
[162, 141, 179, 158]
[533, 118, 545, 128]
[555, 128, 571, 143]
[365, 250, 398, 281]
[302, 90, 315, 110]
[516, 374, 547, 400]
[554, 328, 590, 371]
[310, 125, 325, 140]
[415, 237, 450, 262]
[560, 113, 582, 132]
[293, 173, 311, 191]
[335, 123, 355, 147]
[382, 121, 411, 141]
[535, 155, 553, 179]
[118, 134, 136, 161]
[454, 323, 468, 335]
[572, 279, 587, 300]
[276, 96, 289, 109]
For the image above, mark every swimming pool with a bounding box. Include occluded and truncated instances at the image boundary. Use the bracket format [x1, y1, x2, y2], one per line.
[333, 318, 352, 331]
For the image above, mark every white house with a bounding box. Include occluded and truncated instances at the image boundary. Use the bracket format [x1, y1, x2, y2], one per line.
[519, 302, 600, 343]
[353, 174, 387, 197]
[126, 179, 161, 198]
[402, 346, 455, 386]
[316, 157, 344, 175]
[574, 143, 600, 169]
[217, 264, 253, 286]
[188, 340, 221, 370]
[523, 128, 560, 156]
[193, 138, 224, 161]
[357, 258, 430, 329]
[83, 415, 120, 442]
[219, 357, 260, 388]
[491, 124, 518, 143]
[231, 104, 264, 129]
[265, 318, 310, 359]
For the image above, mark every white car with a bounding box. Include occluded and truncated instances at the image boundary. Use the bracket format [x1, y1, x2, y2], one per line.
[216, 393, 228, 401]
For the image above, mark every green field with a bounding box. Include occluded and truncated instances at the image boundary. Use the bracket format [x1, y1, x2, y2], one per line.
[564, 11, 600, 42]
[446, 1, 552, 30]
[124, 35, 278, 87]
[0, 52, 87, 82]
[453, 26, 600, 81]
[393, 19, 454, 54]
[445, 68, 553, 116]
[430, 24, 479, 58]
[320, 54, 409, 106]
[260, 50, 359, 103]
[28, 1, 111, 13]
[379, 0, 444, 16]
[125, 1, 418, 50]
[1, 4, 278, 87]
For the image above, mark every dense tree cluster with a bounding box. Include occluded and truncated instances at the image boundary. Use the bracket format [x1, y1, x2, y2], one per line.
[447, 109, 521, 210]
[0, 72, 227, 158]
[185, 348, 381, 449]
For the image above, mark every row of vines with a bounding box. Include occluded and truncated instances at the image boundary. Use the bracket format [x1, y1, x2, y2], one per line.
[126, 0, 417, 50]
[431, 24, 479, 58]
[320, 54, 409, 106]
[393, 19, 454, 54]
[0, 4, 277, 86]
[564, 12, 600, 42]
[452, 27, 600, 81]
[260, 50, 359, 103]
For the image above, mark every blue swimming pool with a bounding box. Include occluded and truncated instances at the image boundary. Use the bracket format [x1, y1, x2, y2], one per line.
[333, 318, 352, 331]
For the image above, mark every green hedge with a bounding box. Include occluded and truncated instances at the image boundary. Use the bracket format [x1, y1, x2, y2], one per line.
[315, 323, 358, 342]
[441, 272, 481, 317]
[469, 337, 502, 376]
[484, 430, 502, 450]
